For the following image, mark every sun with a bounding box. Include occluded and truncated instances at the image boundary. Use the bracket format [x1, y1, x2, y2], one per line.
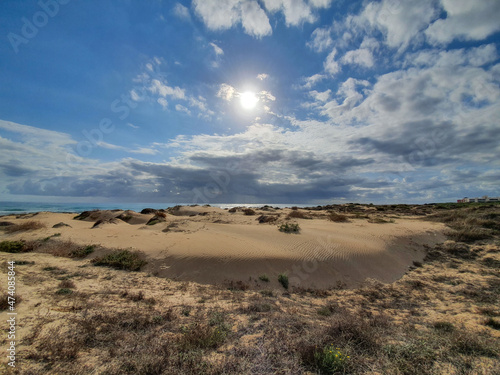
[240, 91, 259, 110]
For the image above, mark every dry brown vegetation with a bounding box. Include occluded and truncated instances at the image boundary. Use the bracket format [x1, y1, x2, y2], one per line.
[328, 212, 349, 222]
[287, 210, 311, 219]
[1, 203, 499, 374]
[3, 220, 46, 233]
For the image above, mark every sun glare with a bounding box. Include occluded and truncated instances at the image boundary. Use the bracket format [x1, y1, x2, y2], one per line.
[240, 91, 259, 110]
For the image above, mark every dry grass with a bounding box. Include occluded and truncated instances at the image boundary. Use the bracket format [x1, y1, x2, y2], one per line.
[287, 210, 310, 219]
[40, 240, 95, 259]
[2, 204, 500, 374]
[328, 212, 349, 222]
[4, 220, 46, 233]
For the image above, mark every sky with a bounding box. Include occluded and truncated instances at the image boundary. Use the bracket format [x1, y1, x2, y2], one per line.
[0, 0, 499, 205]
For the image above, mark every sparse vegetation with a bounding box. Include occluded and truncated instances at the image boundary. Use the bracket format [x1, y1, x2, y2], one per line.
[4, 220, 46, 233]
[92, 249, 147, 271]
[55, 288, 73, 295]
[278, 273, 289, 289]
[279, 223, 300, 233]
[242, 208, 256, 215]
[368, 216, 395, 223]
[287, 210, 310, 219]
[258, 274, 270, 282]
[257, 215, 278, 223]
[0, 240, 27, 253]
[1, 203, 500, 374]
[313, 344, 349, 374]
[328, 212, 349, 222]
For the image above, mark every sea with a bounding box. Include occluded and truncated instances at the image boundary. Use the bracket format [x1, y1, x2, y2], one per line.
[0, 201, 314, 216]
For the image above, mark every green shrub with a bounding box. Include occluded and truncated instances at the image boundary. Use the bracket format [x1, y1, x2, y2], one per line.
[313, 344, 349, 374]
[0, 241, 26, 253]
[259, 274, 270, 282]
[71, 245, 95, 258]
[279, 223, 300, 233]
[91, 250, 147, 271]
[278, 273, 289, 289]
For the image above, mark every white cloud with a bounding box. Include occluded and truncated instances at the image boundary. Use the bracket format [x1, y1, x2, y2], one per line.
[356, 0, 439, 51]
[341, 48, 374, 68]
[193, 0, 272, 38]
[176, 104, 192, 116]
[0, 120, 76, 148]
[259, 90, 276, 102]
[263, 0, 315, 26]
[257, 73, 269, 80]
[129, 148, 158, 155]
[217, 83, 236, 101]
[173, 3, 191, 20]
[309, 89, 331, 102]
[406, 44, 498, 68]
[425, 0, 500, 45]
[127, 123, 139, 129]
[210, 42, 224, 56]
[307, 27, 333, 52]
[324, 48, 341, 75]
[360, 36, 379, 51]
[149, 79, 185, 100]
[309, 0, 332, 8]
[157, 98, 168, 109]
[301, 73, 326, 89]
[97, 142, 159, 155]
[320, 78, 369, 119]
[240, 0, 272, 38]
[193, 0, 241, 30]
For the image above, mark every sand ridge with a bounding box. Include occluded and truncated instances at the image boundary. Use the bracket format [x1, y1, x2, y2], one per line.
[0, 206, 446, 288]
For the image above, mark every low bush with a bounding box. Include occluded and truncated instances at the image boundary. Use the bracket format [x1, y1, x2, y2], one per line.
[279, 223, 300, 233]
[257, 215, 278, 224]
[92, 250, 147, 271]
[243, 208, 256, 216]
[328, 213, 349, 222]
[0, 241, 27, 253]
[313, 344, 349, 374]
[278, 273, 289, 289]
[258, 274, 270, 282]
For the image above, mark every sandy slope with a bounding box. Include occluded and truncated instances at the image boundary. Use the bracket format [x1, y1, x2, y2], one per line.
[0, 207, 445, 288]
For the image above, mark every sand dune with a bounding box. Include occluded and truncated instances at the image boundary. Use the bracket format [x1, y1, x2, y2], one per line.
[0, 206, 445, 288]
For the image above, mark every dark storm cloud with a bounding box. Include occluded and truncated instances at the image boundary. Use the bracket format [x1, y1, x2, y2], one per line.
[0, 159, 35, 177]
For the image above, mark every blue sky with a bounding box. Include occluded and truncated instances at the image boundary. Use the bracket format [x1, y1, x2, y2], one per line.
[0, 0, 499, 204]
